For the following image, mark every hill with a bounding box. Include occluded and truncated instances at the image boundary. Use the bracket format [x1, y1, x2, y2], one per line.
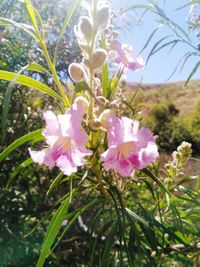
[126, 79, 200, 116]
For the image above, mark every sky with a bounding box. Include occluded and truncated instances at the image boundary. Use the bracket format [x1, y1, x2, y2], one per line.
[113, 0, 200, 83]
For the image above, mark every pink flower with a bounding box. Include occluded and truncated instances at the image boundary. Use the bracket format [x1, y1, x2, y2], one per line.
[111, 40, 145, 73]
[100, 112, 158, 177]
[114, 8, 126, 20]
[29, 97, 92, 175]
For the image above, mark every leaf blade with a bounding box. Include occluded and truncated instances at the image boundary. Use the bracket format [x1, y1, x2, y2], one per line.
[0, 71, 62, 100]
[0, 129, 43, 162]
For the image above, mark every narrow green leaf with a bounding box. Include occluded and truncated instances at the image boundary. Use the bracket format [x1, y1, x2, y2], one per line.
[142, 168, 170, 194]
[146, 36, 171, 63]
[24, 0, 40, 37]
[180, 52, 198, 73]
[185, 60, 200, 86]
[100, 222, 117, 267]
[176, 1, 200, 11]
[1, 64, 49, 141]
[53, 0, 80, 64]
[46, 172, 64, 199]
[37, 196, 71, 267]
[25, 62, 51, 75]
[152, 39, 180, 56]
[0, 129, 43, 162]
[6, 158, 33, 188]
[101, 33, 110, 98]
[126, 208, 149, 226]
[102, 63, 109, 98]
[124, 4, 154, 13]
[0, 17, 37, 40]
[110, 66, 124, 98]
[140, 24, 163, 54]
[48, 199, 98, 255]
[0, 71, 61, 100]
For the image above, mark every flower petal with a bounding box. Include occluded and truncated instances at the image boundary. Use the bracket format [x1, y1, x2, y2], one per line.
[56, 155, 77, 176]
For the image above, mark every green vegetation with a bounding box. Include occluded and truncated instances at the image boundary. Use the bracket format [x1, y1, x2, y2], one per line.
[127, 80, 200, 155]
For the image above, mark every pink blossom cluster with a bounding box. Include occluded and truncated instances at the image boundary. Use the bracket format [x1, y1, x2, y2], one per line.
[29, 97, 92, 176]
[29, 99, 158, 177]
[111, 40, 145, 73]
[100, 111, 158, 177]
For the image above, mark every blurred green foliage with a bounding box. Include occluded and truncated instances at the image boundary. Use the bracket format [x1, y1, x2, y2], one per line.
[144, 99, 200, 155]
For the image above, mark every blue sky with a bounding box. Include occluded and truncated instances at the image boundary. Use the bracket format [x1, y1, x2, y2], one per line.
[113, 0, 200, 83]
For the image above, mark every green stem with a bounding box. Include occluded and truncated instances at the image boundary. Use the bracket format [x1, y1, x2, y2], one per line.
[40, 40, 70, 107]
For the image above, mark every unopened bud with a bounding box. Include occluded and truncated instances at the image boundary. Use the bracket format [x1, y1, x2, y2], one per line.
[68, 63, 86, 82]
[96, 96, 109, 106]
[78, 16, 93, 42]
[99, 109, 114, 128]
[74, 96, 89, 113]
[89, 118, 101, 130]
[110, 100, 120, 109]
[96, 6, 111, 30]
[90, 49, 107, 70]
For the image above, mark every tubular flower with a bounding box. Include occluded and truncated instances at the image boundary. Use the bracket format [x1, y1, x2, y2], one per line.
[100, 112, 158, 177]
[29, 97, 92, 176]
[111, 40, 145, 73]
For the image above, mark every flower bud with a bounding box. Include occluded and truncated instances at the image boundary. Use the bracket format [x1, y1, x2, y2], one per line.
[96, 96, 109, 106]
[78, 16, 93, 43]
[96, 6, 111, 30]
[74, 96, 89, 113]
[89, 118, 101, 130]
[90, 49, 107, 70]
[99, 109, 114, 128]
[68, 63, 86, 82]
[110, 100, 120, 109]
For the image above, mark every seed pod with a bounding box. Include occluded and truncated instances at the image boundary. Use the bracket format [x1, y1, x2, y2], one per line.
[96, 6, 111, 30]
[90, 49, 107, 70]
[78, 16, 93, 43]
[68, 63, 86, 82]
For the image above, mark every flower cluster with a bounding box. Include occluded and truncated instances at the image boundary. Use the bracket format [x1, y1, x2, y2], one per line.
[29, 0, 158, 179]
[99, 110, 158, 177]
[110, 40, 145, 73]
[166, 141, 192, 176]
[29, 97, 92, 175]
[188, 3, 200, 50]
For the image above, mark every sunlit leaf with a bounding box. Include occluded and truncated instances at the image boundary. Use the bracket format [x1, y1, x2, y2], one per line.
[6, 158, 33, 188]
[0, 71, 62, 100]
[0, 129, 43, 162]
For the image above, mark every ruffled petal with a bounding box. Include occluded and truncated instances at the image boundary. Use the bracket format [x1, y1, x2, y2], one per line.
[101, 147, 118, 171]
[56, 155, 77, 176]
[121, 117, 139, 143]
[43, 111, 60, 136]
[137, 142, 159, 169]
[29, 148, 55, 169]
[116, 157, 133, 177]
[106, 115, 124, 146]
[136, 127, 155, 149]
